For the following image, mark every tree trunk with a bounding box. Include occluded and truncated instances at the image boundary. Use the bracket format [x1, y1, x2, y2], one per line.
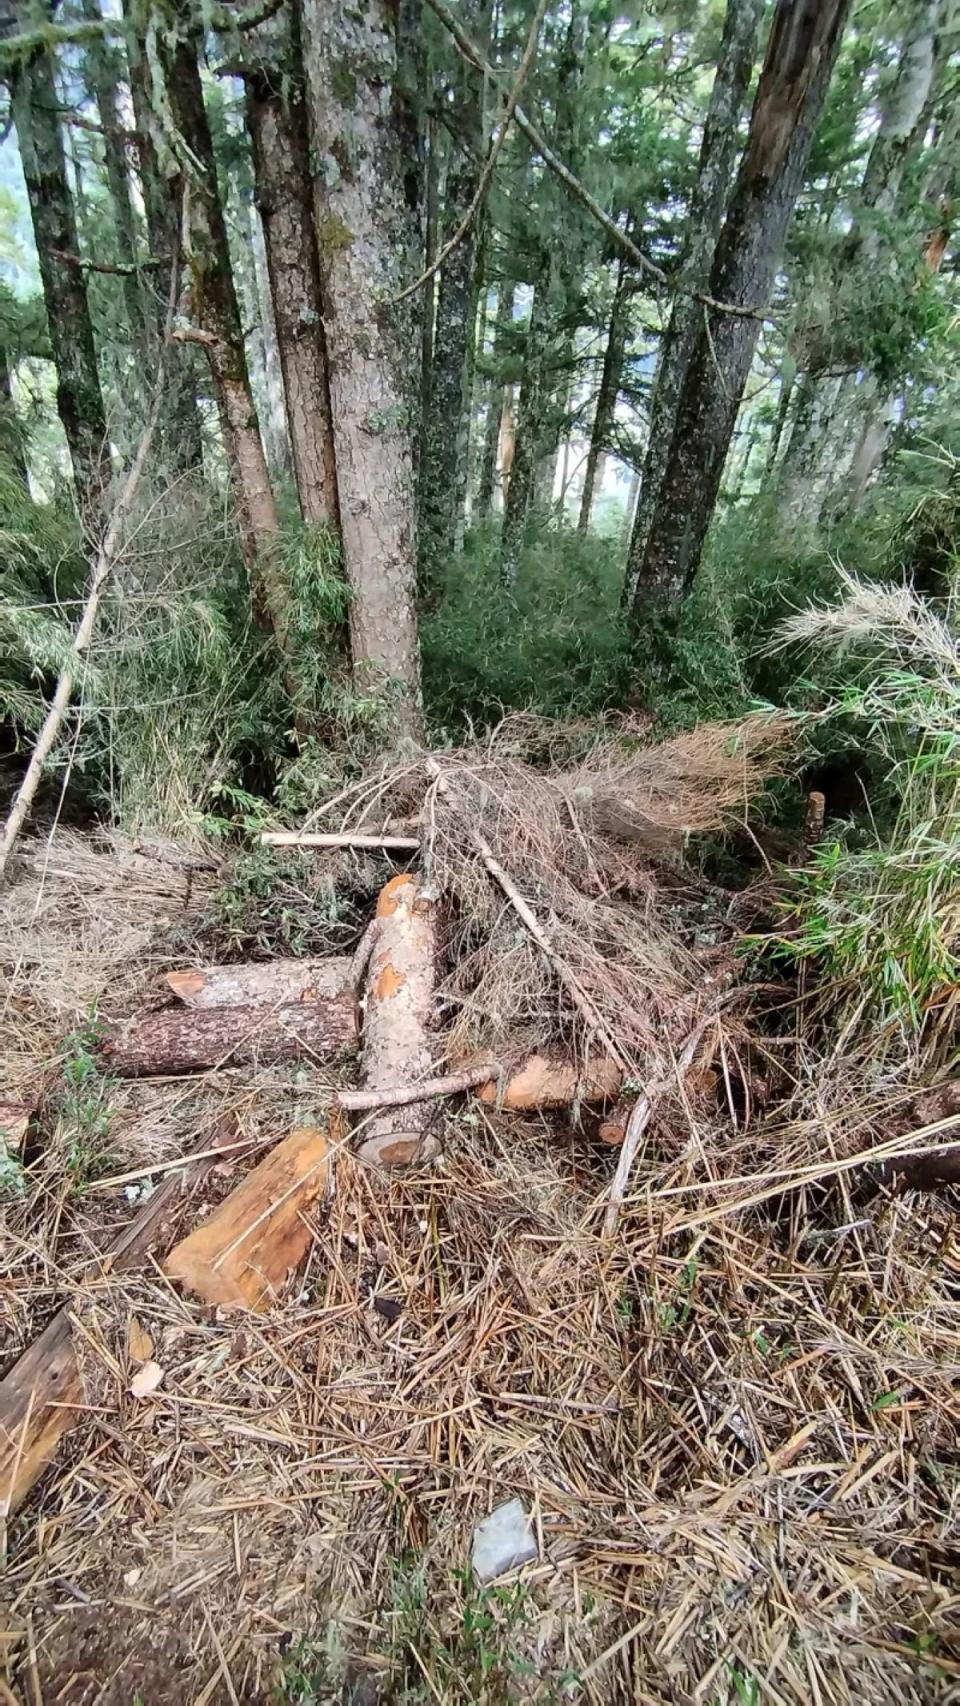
[160, 10, 284, 609]
[0, 339, 29, 490]
[80, 0, 147, 355]
[625, 0, 763, 604]
[245, 8, 340, 528]
[858, 0, 942, 240]
[299, 0, 424, 740]
[630, 0, 851, 616]
[355, 874, 440, 1168]
[5, 2, 108, 522]
[476, 279, 515, 518]
[121, 0, 203, 471]
[499, 262, 553, 582]
[164, 955, 352, 1009]
[579, 247, 631, 533]
[762, 359, 796, 481]
[99, 995, 357, 1077]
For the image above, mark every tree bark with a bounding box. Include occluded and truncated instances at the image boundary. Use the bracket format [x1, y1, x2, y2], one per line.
[418, 0, 488, 602]
[161, 5, 288, 646]
[579, 246, 632, 534]
[80, 0, 148, 355]
[355, 874, 440, 1168]
[299, 0, 424, 739]
[476, 279, 515, 518]
[630, 0, 851, 616]
[99, 995, 357, 1077]
[164, 955, 352, 1009]
[5, 0, 108, 523]
[625, 0, 764, 605]
[245, 6, 340, 528]
[165, 1124, 331, 1308]
[0, 1118, 239, 1517]
[121, 0, 203, 471]
[499, 260, 553, 582]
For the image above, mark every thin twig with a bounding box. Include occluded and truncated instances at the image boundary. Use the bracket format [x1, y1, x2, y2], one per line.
[425, 0, 771, 323]
[339, 1064, 499, 1111]
[392, 0, 549, 306]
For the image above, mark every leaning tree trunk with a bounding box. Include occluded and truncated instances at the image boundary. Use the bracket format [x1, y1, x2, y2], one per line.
[299, 0, 424, 739]
[625, 0, 763, 606]
[5, 3, 108, 523]
[122, 0, 203, 470]
[475, 277, 515, 518]
[579, 245, 632, 533]
[80, 0, 148, 356]
[245, 6, 340, 528]
[160, 9, 291, 661]
[630, 0, 851, 617]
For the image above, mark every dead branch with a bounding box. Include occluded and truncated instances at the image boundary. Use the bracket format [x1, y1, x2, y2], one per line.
[261, 830, 420, 851]
[603, 1014, 718, 1237]
[339, 1063, 499, 1111]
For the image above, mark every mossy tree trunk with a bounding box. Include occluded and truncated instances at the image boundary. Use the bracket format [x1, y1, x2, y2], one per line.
[630, 0, 851, 618]
[80, 0, 149, 360]
[245, 6, 340, 529]
[6, 0, 108, 524]
[579, 244, 632, 534]
[625, 0, 763, 605]
[299, 0, 424, 740]
[417, 0, 489, 605]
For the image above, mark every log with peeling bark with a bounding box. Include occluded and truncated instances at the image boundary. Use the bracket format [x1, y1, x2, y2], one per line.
[355, 873, 440, 1168]
[99, 994, 357, 1077]
[164, 955, 352, 1010]
[476, 1054, 622, 1111]
[164, 1124, 331, 1308]
[0, 1120, 238, 1518]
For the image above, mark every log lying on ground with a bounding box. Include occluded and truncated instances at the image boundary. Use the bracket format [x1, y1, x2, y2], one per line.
[164, 1124, 331, 1308]
[356, 874, 440, 1168]
[476, 1054, 622, 1111]
[99, 995, 357, 1077]
[164, 955, 352, 1010]
[0, 1120, 239, 1518]
[875, 1147, 960, 1193]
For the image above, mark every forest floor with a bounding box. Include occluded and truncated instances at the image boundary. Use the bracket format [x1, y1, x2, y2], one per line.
[0, 805, 957, 1706]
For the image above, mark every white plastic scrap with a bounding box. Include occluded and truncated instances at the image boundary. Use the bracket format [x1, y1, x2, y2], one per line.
[471, 1497, 538, 1584]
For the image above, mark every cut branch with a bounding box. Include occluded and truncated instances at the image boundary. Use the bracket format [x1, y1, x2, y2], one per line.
[603, 1014, 718, 1236]
[261, 830, 420, 851]
[355, 874, 440, 1168]
[164, 956, 352, 1010]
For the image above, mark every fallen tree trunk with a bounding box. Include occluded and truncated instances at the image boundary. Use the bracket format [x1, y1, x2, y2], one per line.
[356, 874, 440, 1168]
[875, 1147, 960, 1193]
[0, 1119, 238, 1518]
[164, 955, 352, 1010]
[164, 1124, 331, 1308]
[99, 995, 357, 1077]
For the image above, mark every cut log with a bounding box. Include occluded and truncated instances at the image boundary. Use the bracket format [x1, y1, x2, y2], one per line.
[476, 1054, 622, 1111]
[164, 1124, 331, 1309]
[164, 955, 352, 1010]
[0, 1120, 237, 1518]
[356, 874, 440, 1168]
[597, 1096, 631, 1145]
[99, 996, 357, 1077]
[875, 1147, 960, 1193]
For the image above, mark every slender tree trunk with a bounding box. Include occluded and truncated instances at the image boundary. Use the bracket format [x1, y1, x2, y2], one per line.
[162, 11, 285, 642]
[5, 3, 108, 523]
[858, 0, 942, 241]
[80, 0, 147, 351]
[299, 0, 423, 738]
[779, 370, 842, 521]
[245, 11, 340, 527]
[122, 0, 203, 470]
[476, 278, 515, 518]
[0, 342, 29, 491]
[625, 0, 763, 604]
[500, 261, 553, 581]
[762, 359, 795, 481]
[579, 247, 631, 533]
[630, 0, 851, 618]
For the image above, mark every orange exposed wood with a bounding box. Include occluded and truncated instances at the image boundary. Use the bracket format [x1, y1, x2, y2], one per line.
[357, 875, 440, 1168]
[476, 1053, 622, 1111]
[164, 1125, 331, 1309]
[164, 955, 352, 1011]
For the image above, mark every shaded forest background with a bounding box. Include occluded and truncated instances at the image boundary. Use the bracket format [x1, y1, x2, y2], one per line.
[0, 0, 956, 829]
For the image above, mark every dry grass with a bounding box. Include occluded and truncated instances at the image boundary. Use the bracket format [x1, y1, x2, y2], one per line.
[2, 769, 958, 1704]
